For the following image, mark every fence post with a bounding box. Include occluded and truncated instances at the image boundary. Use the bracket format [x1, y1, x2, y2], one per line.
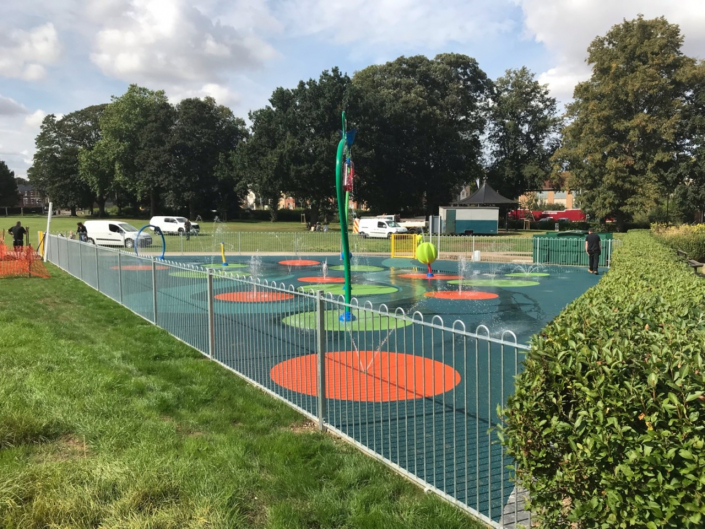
[117, 251, 123, 304]
[207, 270, 215, 359]
[180, 232, 184, 255]
[79, 239, 83, 279]
[151, 258, 158, 324]
[95, 244, 100, 290]
[238, 232, 241, 255]
[316, 290, 327, 431]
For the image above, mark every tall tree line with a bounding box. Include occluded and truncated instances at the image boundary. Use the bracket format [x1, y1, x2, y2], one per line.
[29, 16, 705, 226]
[30, 86, 248, 219]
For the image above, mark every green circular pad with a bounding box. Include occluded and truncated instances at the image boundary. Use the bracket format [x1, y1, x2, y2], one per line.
[505, 272, 550, 277]
[329, 264, 385, 272]
[447, 279, 539, 287]
[283, 310, 413, 331]
[203, 263, 248, 269]
[170, 263, 247, 278]
[298, 283, 397, 296]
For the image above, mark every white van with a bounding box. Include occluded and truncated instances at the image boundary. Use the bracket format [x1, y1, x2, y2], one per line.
[149, 216, 200, 235]
[357, 217, 408, 239]
[83, 221, 153, 248]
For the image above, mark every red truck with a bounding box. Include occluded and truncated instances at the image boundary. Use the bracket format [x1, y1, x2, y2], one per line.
[542, 209, 587, 222]
[508, 210, 550, 221]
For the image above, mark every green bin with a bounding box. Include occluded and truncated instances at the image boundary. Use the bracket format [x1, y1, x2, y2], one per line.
[533, 232, 612, 266]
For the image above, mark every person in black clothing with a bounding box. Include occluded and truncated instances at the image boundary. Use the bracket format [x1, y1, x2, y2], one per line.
[585, 228, 602, 275]
[76, 222, 88, 242]
[184, 219, 191, 241]
[9, 221, 26, 250]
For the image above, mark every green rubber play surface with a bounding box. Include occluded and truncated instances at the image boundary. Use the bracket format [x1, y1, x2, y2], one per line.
[330, 264, 385, 272]
[298, 283, 398, 296]
[447, 279, 540, 287]
[282, 309, 414, 331]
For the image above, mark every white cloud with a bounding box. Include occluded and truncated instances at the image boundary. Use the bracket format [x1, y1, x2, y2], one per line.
[24, 110, 48, 130]
[0, 96, 29, 116]
[0, 23, 61, 81]
[276, 0, 516, 50]
[89, 0, 278, 87]
[169, 82, 241, 106]
[516, 0, 705, 102]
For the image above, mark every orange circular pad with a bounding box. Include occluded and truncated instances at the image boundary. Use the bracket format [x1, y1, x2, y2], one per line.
[111, 265, 169, 271]
[271, 351, 460, 402]
[279, 259, 320, 266]
[424, 291, 498, 300]
[215, 291, 295, 302]
[398, 273, 462, 280]
[298, 276, 345, 283]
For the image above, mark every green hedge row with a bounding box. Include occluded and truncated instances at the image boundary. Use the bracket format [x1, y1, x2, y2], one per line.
[651, 225, 705, 262]
[502, 231, 705, 528]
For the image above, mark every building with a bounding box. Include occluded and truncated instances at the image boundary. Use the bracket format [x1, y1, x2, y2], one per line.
[525, 188, 576, 209]
[17, 183, 45, 207]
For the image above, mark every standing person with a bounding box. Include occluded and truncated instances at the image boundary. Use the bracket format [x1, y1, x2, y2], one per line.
[76, 222, 88, 242]
[9, 221, 26, 250]
[585, 228, 602, 275]
[184, 219, 191, 241]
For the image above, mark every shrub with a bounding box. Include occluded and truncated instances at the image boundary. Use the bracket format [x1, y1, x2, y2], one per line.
[651, 223, 705, 262]
[502, 231, 705, 528]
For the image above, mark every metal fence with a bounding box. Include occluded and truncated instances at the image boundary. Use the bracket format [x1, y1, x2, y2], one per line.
[67, 228, 614, 267]
[46, 234, 533, 528]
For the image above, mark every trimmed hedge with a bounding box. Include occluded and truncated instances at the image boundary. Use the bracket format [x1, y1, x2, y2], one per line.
[652, 223, 705, 262]
[502, 231, 705, 528]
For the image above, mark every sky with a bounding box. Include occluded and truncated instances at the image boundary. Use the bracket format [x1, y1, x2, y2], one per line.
[2, 0, 705, 179]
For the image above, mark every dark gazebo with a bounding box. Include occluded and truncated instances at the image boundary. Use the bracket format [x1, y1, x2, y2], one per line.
[451, 178, 517, 207]
[451, 178, 518, 231]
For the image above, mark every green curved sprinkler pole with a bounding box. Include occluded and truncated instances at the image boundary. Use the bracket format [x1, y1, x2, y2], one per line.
[336, 111, 354, 321]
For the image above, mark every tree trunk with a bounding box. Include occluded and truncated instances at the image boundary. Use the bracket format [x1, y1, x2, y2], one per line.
[269, 206, 278, 222]
[615, 214, 627, 232]
[98, 196, 106, 217]
[71, 205, 77, 216]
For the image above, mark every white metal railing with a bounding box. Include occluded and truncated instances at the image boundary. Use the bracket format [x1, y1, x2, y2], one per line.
[46, 234, 534, 527]
[49, 229, 613, 268]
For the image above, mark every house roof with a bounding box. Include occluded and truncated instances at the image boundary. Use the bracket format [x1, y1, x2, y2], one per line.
[451, 179, 517, 206]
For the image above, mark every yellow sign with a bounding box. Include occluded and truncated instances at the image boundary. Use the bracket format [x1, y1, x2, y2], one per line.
[38, 230, 45, 257]
[391, 234, 421, 258]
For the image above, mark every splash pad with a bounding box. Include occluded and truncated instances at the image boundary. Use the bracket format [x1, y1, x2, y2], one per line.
[424, 291, 499, 300]
[270, 351, 460, 402]
[216, 291, 295, 302]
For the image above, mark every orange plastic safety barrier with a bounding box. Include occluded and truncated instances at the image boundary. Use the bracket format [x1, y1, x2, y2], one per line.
[0, 243, 50, 278]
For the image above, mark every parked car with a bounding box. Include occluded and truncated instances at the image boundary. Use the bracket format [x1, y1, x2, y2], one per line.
[149, 216, 200, 235]
[357, 217, 408, 238]
[83, 221, 153, 248]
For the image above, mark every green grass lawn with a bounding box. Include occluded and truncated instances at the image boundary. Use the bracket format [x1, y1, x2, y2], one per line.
[2, 214, 312, 238]
[4, 214, 541, 257]
[0, 267, 483, 529]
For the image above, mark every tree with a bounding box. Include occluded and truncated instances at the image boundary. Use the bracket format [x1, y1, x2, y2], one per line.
[0, 161, 19, 207]
[78, 139, 116, 216]
[237, 106, 289, 220]
[244, 68, 351, 223]
[98, 85, 175, 216]
[29, 111, 98, 216]
[168, 97, 248, 219]
[554, 16, 705, 230]
[486, 67, 561, 200]
[350, 54, 492, 215]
